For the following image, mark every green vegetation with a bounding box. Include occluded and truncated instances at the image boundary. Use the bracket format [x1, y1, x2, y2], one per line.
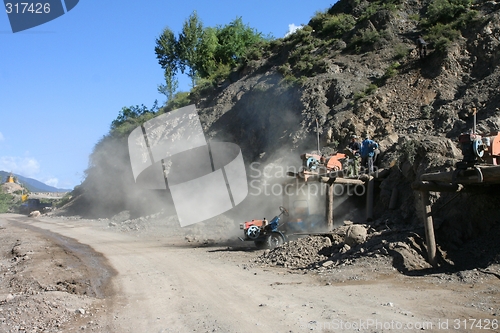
[419, 0, 479, 52]
[400, 140, 418, 164]
[155, 11, 266, 100]
[383, 62, 400, 80]
[309, 12, 356, 38]
[103, 0, 484, 141]
[164, 92, 191, 111]
[0, 191, 15, 213]
[110, 103, 159, 137]
[357, 0, 401, 22]
[349, 29, 387, 53]
[426, 0, 472, 24]
[408, 13, 420, 21]
[393, 43, 410, 60]
[424, 22, 462, 52]
[354, 83, 379, 101]
[421, 105, 434, 119]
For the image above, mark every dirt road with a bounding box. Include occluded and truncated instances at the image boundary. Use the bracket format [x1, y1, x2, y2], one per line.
[1, 213, 499, 333]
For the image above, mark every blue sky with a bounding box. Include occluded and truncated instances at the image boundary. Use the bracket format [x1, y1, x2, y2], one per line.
[0, 1, 335, 189]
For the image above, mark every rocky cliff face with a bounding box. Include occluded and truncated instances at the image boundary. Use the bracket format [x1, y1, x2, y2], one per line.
[191, 0, 500, 256]
[68, 0, 500, 267]
[198, 1, 500, 156]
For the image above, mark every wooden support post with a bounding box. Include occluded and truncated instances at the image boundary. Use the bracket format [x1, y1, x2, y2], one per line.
[389, 188, 398, 210]
[421, 191, 437, 266]
[327, 183, 334, 231]
[366, 176, 374, 221]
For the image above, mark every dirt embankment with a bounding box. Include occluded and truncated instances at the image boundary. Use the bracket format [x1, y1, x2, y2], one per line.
[0, 214, 115, 332]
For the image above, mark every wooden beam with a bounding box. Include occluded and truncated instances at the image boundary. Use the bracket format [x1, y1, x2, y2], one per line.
[333, 178, 365, 185]
[421, 165, 500, 184]
[411, 181, 464, 192]
[421, 191, 437, 267]
[320, 176, 365, 185]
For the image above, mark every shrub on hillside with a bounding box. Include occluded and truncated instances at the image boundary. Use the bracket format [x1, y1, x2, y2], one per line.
[0, 191, 15, 213]
[164, 92, 191, 112]
[426, 0, 472, 25]
[425, 23, 461, 52]
[322, 13, 356, 37]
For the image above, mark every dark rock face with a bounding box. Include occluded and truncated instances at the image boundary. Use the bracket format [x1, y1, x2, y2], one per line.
[73, 0, 500, 267]
[191, 1, 500, 251]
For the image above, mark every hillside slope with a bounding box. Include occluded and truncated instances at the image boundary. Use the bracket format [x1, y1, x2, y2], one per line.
[190, 0, 500, 239]
[0, 171, 70, 193]
[65, 0, 500, 268]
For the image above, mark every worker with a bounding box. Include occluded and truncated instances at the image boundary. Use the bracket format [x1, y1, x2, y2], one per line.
[345, 135, 361, 177]
[416, 35, 427, 59]
[348, 135, 361, 152]
[360, 136, 379, 174]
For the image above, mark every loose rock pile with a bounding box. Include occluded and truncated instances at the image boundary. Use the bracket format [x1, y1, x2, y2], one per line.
[253, 222, 433, 272]
[255, 236, 333, 268]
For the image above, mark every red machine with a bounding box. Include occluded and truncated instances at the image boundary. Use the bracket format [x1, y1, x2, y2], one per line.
[457, 131, 500, 168]
[287, 152, 347, 182]
[239, 206, 289, 249]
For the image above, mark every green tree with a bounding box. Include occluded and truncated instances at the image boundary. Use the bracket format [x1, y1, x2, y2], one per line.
[111, 104, 156, 133]
[154, 12, 266, 91]
[155, 27, 180, 101]
[157, 68, 179, 101]
[195, 27, 218, 78]
[177, 11, 204, 87]
[214, 17, 263, 67]
[155, 27, 178, 75]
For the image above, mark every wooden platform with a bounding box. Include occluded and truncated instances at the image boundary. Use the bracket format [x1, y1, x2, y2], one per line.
[413, 165, 500, 266]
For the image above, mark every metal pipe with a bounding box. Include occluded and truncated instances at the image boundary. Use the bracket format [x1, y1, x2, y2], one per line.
[316, 118, 320, 153]
[472, 107, 477, 135]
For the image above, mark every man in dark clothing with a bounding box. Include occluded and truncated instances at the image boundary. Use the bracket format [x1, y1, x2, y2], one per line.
[416, 35, 427, 59]
[348, 135, 361, 152]
[345, 135, 361, 177]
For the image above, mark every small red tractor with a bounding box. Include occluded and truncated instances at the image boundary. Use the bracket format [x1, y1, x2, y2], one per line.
[239, 206, 289, 249]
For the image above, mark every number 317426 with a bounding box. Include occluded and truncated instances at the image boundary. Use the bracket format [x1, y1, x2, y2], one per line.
[5, 3, 51, 14]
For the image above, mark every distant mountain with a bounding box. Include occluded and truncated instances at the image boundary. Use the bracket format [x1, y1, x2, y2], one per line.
[0, 171, 71, 193]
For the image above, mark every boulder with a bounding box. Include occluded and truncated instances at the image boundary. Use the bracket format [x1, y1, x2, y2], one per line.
[344, 225, 367, 246]
[28, 210, 41, 218]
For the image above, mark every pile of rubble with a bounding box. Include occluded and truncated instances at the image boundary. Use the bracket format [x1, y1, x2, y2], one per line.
[255, 235, 333, 268]
[253, 222, 433, 272]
